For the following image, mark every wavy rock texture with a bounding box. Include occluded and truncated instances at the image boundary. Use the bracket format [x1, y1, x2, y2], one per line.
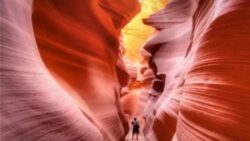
[142, 0, 197, 140]
[122, 0, 167, 62]
[142, 0, 250, 140]
[2, 0, 250, 141]
[120, 54, 155, 124]
[0, 0, 140, 141]
[177, 0, 250, 140]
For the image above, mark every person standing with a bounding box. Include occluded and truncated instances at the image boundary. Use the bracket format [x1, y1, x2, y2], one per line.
[131, 117, 140, 140]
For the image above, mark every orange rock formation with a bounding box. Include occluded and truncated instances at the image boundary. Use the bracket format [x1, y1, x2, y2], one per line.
[1, 0, 250, 141]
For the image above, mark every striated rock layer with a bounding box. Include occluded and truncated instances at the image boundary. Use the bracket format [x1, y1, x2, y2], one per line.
[142, 0, 250, 140]
[1, 0, 250, 141]
[0, 0, 140, 141]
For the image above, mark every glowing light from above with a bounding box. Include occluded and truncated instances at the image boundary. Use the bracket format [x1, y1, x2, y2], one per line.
[122, 0, 167, 63]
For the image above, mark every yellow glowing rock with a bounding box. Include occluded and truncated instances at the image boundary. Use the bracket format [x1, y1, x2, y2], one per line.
[122, 0, 167, 63]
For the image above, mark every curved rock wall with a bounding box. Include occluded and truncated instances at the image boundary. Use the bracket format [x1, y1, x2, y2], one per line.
[142, 0, 250, 140]
[177, 0, 250, 140]
[2, 0, 250, 141]
[142, 0, 197, 140]
[0, 0, 140, 141]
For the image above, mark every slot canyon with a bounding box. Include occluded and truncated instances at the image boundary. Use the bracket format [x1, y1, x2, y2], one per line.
[1, 0, 250, 141]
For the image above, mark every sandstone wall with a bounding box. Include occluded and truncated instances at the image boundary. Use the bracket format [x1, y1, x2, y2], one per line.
[0, 0, 140, 141]
[142, 0, 250, 140]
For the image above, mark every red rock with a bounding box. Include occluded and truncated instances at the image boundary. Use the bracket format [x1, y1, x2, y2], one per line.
[142, 0, 250, 140]
[1, 0, 140, 140]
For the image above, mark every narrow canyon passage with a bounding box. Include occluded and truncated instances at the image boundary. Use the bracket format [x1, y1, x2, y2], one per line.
[1, 0, 250, 141]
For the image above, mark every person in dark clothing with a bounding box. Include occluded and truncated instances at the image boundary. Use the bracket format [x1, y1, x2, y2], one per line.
[131, 117, 140, 140]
